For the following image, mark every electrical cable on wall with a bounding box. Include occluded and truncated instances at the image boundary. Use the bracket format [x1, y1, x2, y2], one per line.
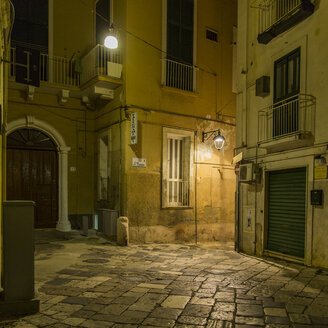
[77, 0, 237, 122]
[78, 0, 216, 76]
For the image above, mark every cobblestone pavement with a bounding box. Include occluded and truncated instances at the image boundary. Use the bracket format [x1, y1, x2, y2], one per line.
[1, 231, 328, 328]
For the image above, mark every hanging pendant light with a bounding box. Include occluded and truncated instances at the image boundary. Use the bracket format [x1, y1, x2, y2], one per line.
[104, 25, 118, 49]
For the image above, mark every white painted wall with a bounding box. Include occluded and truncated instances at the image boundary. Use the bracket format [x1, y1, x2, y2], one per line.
[237, 0, 328, 268]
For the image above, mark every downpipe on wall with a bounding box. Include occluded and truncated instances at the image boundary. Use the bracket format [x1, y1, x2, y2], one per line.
[194, 132, 198, 244]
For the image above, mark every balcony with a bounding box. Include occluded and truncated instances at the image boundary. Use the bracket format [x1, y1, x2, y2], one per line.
[80, 45, 122, 87]
[10, 44, 123, 103]
[253, 0, 314, 44]
[162, 58, 198, 93]
[10, 48, 80, 88]
[258, 94, 315, 152]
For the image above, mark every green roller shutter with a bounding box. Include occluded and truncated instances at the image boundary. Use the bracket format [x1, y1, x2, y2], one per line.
[267, 167, 306, 258]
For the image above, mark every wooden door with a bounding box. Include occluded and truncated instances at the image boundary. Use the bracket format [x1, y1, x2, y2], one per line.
[7, 129, 58, 228]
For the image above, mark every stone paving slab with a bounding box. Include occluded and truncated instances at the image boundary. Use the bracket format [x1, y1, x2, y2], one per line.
[1, 232, 328, 327]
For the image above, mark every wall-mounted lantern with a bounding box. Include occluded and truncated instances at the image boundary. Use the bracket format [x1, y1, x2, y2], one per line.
[202, 129, 225, 150]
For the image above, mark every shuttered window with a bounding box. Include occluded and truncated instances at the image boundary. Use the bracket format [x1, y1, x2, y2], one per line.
[273, 48, 300, 137]
[267, 167, 306, 258]
[11, 0, 48, 51]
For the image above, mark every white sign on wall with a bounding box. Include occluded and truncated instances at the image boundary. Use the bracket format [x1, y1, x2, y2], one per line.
[130, 112, 138, 144]
[132, 158, 146, 167]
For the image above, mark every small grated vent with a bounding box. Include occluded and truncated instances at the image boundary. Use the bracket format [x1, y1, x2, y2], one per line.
[206, 29, 218, 42]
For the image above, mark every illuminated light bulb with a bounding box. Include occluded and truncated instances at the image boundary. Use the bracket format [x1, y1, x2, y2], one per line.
[213, 134, 225, 150]
[104, 35, 118, 49]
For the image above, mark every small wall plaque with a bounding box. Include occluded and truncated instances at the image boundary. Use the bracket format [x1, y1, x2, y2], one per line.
[314, 166, 327, 179]
[132, 158, 146, 167]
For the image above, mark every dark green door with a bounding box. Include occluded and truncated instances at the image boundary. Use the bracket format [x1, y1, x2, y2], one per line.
[267, 167, 306, 258]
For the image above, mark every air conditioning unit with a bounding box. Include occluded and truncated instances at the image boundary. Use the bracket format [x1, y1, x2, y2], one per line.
[239, 163, 254, 182]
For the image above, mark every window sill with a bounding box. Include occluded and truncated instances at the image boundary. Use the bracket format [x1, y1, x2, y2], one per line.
[161, 85, 199, 97]
[162, 206, 193, 210]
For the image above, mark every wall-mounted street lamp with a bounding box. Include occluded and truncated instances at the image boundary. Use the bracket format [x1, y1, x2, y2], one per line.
[202, 129, 225, 150]
[104, 25, 118, 49]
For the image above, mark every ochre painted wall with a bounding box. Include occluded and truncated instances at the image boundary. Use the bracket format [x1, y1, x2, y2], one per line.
[7, 90, 95, 217]
[122, 111, 236, 243]
[6, 0, 237, 245]
[110, 0, 238, 243]
[53, 0, 94, 58]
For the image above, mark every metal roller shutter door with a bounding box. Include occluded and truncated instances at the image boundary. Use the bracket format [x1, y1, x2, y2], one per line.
[267, 167, 306, 258]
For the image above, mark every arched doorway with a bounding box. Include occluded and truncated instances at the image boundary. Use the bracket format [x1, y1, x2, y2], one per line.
[7, 128, 58, 228]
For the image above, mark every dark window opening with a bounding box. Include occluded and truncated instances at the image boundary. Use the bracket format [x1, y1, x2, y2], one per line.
[167, 0, 194, 65]
[96, 0, 110, 45]
[166, 0, 194, 91]
[11, 0, 48, 52]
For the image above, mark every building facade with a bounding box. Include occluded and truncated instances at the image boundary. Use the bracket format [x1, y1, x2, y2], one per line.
[7, 0, 237, 243]
[236, 0, 328, 267]
[0, 0, 11, 287]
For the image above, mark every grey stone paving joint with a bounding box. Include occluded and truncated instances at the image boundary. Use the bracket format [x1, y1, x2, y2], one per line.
[1, 239, 328, 328]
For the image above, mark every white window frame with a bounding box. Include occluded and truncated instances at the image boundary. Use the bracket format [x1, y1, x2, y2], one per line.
[162, 127, 194, 208]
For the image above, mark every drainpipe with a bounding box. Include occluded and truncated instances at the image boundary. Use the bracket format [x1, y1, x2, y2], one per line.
[119, 106, 122, 217]
[235, 173, 240, 252]
[194, 132, 198, 244]
[254, 144, 259, 255]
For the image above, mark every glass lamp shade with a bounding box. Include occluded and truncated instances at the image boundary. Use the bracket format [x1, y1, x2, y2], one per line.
[104, 35, 118, 49]
[213, 134, 225, 150]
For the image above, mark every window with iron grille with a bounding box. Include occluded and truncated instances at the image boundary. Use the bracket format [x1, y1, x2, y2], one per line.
[167, 137, 187, 206]
[163, 128, 193, 208]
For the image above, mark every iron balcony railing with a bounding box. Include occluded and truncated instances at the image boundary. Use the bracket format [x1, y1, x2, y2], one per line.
[255, 0, 304, 34]
[10, 44, 122, 88]
[258, 94, 315, 144]
[162, 58, 198, 93]
[10, 47, 80, 87]
[80, 44, 122, 85]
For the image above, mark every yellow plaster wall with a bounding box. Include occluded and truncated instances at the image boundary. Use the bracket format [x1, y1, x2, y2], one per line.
[124, 0, 237, 118]
[53, 0, 94, 58]
[7, 91, 95, 216]
[113, 0, 237, 243]
[123, 109, 236, 244]
[1, 0, 11, 288]
[110, 0, 236, 242]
